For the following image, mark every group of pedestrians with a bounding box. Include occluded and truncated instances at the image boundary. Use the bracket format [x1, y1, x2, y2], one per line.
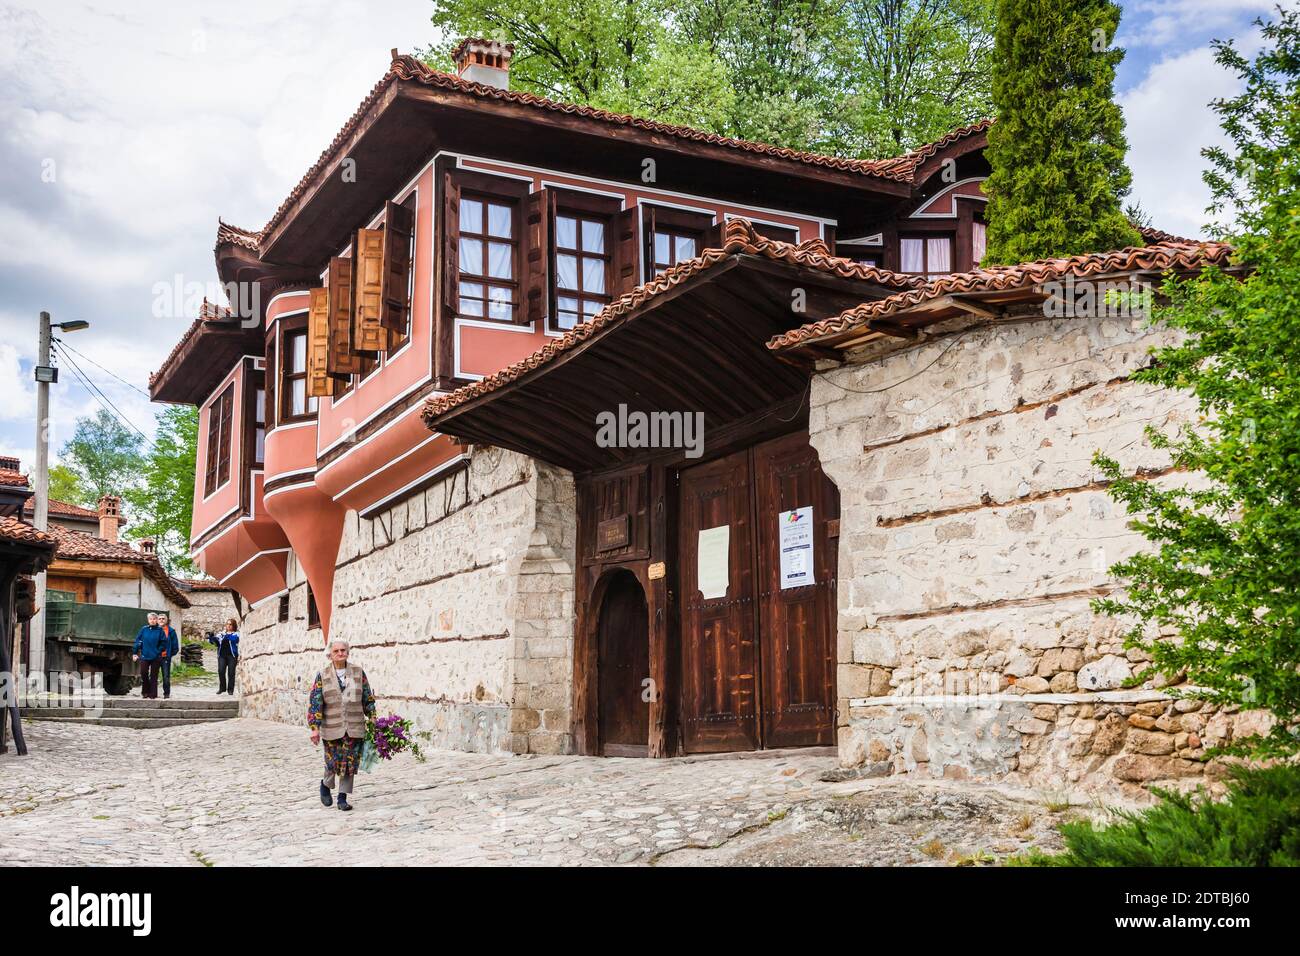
[131, 613, 241, 698]
[131, 612, 178, 699]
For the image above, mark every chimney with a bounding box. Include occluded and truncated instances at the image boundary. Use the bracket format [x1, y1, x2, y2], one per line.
[451, 37, 513, 90]
[0, 456, 19, 472]
[98, 495, 122, 543]
[140, 538, 156, 556]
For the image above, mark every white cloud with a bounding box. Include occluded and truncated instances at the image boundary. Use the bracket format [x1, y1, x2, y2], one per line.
[1120, 0, 1276, 50]
[1120, 42, 1243, 238]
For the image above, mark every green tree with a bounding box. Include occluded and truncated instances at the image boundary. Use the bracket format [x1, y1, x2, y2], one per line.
[981, 0, 1140, 263]
[838, 0, 996, 157]
[1094, 10, 1300, 756]
[124, 405, 198, 575]
[58, 408, 146, 505]
[425, 0, 994, 156]
[47, 462, 90, 507]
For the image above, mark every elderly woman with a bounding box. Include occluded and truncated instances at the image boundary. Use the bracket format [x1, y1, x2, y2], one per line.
[307, 638, 375, 811]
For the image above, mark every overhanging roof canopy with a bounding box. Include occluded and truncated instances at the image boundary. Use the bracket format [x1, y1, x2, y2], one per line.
[422, 221, 918, 472]
[149, 305, 265, 405]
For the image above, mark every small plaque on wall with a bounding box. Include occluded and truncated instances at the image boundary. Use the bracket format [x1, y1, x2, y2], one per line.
[647, 561, 666, 580]
[596, 514, 630, 552]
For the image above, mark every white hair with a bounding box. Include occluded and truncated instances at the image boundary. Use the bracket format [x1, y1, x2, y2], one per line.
[328, 638, 349, 651]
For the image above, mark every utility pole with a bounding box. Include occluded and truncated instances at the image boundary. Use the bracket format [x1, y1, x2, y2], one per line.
[29, 312, 53, 682]
[29, 312, 88, 685]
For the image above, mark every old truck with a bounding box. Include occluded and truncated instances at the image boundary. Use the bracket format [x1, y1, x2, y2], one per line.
[43, 589, 159, 695]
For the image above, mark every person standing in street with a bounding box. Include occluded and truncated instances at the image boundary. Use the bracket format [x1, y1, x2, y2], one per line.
[157, 612, 180, 699]
[307, 638, 375, 812]
[208, 618, 240, 695]
[132, 612, 164, 699]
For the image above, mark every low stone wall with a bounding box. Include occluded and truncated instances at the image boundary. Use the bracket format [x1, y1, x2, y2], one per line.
[238, 447, 577, 755]
[812, 311, 1261, 795]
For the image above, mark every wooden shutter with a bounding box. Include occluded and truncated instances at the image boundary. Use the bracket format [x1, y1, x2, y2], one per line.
[523, 187, 550, 325]
[641, 205, 657, 279]
[307, 288, 333, 397]
[326, 257, 359, 377]
[216, 387, 233, 486]
[380, 199, 414, 333]
[352, 228, 385, 353]
[441, 171, 461, 320]
[264, 336, 276, 429]
[702, 219, 723, 251]
[612, 206, 640, 298]
[204, 397, 220, 493]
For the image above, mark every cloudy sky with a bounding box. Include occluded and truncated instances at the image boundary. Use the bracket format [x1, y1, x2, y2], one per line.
[0, 0, 1279, 470]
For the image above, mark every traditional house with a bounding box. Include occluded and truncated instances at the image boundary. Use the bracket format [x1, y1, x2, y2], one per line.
[150, 41, 1234, 792]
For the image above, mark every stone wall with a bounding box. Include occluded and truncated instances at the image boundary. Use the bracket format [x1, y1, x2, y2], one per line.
[180, 588, 241, 641]
[238, 447, 577, 755]
[810, 311, 1268, 796]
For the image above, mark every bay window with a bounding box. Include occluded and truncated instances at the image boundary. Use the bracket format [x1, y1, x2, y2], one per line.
[204, 383, 234, 497]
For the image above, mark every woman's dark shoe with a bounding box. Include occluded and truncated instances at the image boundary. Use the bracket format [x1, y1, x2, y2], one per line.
[337, 794, 352, 812]
[319, 781, 333, 807]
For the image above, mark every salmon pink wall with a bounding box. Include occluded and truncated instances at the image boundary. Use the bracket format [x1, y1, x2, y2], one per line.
[192, 361, 246, 541]
[451, 156, 829, 379]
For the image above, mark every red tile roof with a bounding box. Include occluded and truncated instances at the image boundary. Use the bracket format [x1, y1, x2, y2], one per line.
[23, 497, 99, 521]
[767, 240, 1236, 352]
[215, 219, 262, 253]
[0, 468, 28, 488]
[250, 53, 981, 254]
[422, 219, 922, 424]
[174, 577, 236, 593]
[0, 516, 56, 550]
[48, 525, 190, 608]
[865, 119, 993, 180]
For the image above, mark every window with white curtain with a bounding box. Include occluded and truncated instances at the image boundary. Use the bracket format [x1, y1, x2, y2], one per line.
[972, 221, 987, 268]
[900, 235, 954, 279]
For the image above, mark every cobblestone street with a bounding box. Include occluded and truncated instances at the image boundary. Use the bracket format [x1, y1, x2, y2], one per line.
[0, 710, 1073, 866]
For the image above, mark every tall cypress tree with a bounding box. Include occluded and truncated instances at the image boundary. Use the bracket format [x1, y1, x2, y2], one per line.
[982, 0, 1142, 264]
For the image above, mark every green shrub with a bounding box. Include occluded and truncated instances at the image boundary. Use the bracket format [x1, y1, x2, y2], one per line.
[1023, 765, 1300, 866]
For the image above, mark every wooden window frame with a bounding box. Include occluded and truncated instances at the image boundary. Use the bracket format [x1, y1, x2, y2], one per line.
[899, 233, 955, 280]
[277, 593, 290, 624]
[550, 190, 620, 333]
[243, 366, 266, 470]
[279, 316, 317, 423]
[457, 188, 523, 324]
[643, 205, 714, 277]
[203, 382, 235, 498]
[306, 584, 321, 630]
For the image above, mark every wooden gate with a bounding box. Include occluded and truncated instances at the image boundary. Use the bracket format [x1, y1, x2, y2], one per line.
[678, 431, 837, 753]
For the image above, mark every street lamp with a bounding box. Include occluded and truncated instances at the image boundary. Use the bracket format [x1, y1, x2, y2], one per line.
[30, 311, 92, 682]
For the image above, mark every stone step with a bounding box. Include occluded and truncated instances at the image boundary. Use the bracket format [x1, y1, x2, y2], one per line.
[31, 707, 236, 723]
[103, 698, 239, 712]
[27, 716, 233, 729]
[25, 706, 239, 721]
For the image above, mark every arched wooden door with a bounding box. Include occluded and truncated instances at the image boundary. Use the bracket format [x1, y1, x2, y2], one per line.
[597, 570, 651, 756]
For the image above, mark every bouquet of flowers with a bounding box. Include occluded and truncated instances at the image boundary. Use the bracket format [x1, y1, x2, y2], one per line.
[360, 713, 430, 772]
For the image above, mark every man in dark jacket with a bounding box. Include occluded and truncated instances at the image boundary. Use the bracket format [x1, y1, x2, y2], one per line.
[132, 613, 165, 699]
[157, 612, 179, 699]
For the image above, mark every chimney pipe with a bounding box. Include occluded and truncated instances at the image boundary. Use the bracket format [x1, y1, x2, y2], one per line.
[98, 495, 122, 544]
[451, 37, 513, 90]
[141, 538, 156, 556]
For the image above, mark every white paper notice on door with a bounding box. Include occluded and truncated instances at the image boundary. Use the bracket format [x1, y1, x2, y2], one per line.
[779, 506, 814, 589]
[697, 524, 730, 599]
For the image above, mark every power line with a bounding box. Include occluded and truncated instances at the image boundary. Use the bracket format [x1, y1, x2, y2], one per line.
[53, 337, 151, 398]
[52, 341, 155, 450]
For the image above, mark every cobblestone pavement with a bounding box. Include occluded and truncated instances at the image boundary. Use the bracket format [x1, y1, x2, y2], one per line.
[0, 718, 1075, 866]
